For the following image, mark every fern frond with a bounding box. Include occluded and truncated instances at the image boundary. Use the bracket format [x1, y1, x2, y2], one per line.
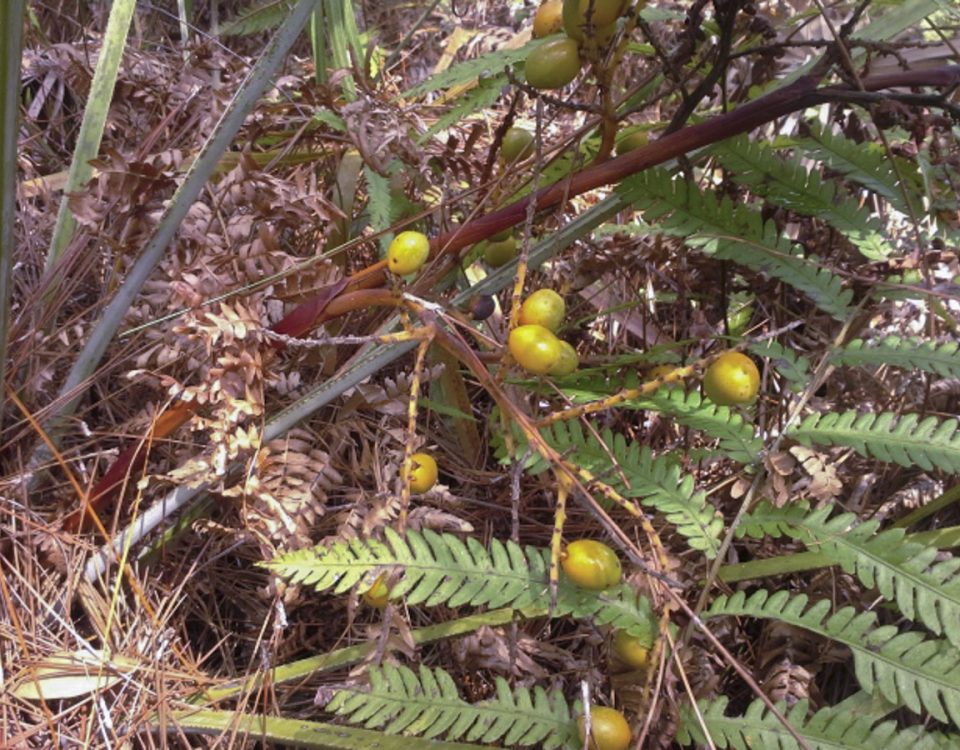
[491, 418, 724, 556]
[715, 135, 891, 260]
[325, 664, 577, 748]
[830, 337, 960, 379]
[678, 695, 960, 750]
[221, 0, 293, 36]
[740, 501, 960, 647]
[543, 375, 762, 465]
[618, 169, 853, 319]
[706, 590, 960, 727]
[404, 39, 544, 96]
[422, 75, 505, 140]
[265, 529, 657, 640]
[787, 411, 960, 472]
[750, 340, 811, 393]
[364, 166, 394, 246]
[798, 122, 921, 215]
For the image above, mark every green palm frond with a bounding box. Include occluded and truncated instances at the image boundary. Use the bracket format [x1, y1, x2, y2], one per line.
[325, 664, 578, 748]
[265, 529, 657, 640]
[678, 696, 959, 750]
[706, 590, 960, 727]
[787, 411, 960, 472]
[714, 135, 890, 260]
[740, 501, 960, 647]
[830, 337, 960, 379]
[617, 169, 853, 320]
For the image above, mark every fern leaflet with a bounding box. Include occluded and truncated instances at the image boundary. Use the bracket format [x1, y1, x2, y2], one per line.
[740, 501, 960, 648]
[221, 0, 293, 36]
[265, 529, 657, 640]
[491, 419, 725, 556]
[404, 39, 545, 96]
[422, 74, 506, 140]
[714, 135, 891, 260]
[324, 664, 578, 748]
[543, 373, 762, 464]
[706, 590, 960, 727]
[750, 339, 811, 393]
[787, 411, 960, 473]
[618, 169, 853, 319]
[797, 121, 919, 215]
[830, 337, 960, 379]
[678, 696, 960, 750]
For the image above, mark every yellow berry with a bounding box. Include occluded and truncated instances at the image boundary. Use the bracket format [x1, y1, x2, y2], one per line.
[406, 452, 438, 493]
[703, 351, 760, 406]
[532, 0, 564, 37]
[387, 231, 430, 276]
[562, 539, 622, 590]
[508, 324, 563, 375]
[611, 630, 650, 670]
[549, 340, 579, 376]
[501, 127, 535, 163]
[518, 289, 565, 332]
[362, 573, 390, 609]
[484, 237, 518, 267]
[577, 707, 632, 750]
[525, 37, 581, 90]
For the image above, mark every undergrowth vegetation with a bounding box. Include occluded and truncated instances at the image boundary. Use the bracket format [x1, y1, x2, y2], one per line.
[2, 0, 959, 748]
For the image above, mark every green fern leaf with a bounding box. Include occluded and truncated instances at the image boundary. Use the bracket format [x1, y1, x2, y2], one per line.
[221, 0, 293, 36]
[830, 337, 960, 379]
[742, 501, 960, 647]
[538, 373, 762, 464]
[706, 590, 960, 727]
[422, 75, 506, 140]
[325, 664, 577, 748]
[404, 39, 545, 96]
[787, 411, 960, 473]
[618, 169, 853, 319]
[798, 122, 920, 215]
[750, 340, 811, 393]
[714, 135, 891, 260]
[265, 530, 657, 641]
[678, 695, 960, 750]
[491, 417, 725, 556]
[364, 166, 394, 248]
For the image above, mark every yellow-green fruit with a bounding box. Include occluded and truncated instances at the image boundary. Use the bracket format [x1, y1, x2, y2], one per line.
[501, 127, 534, 163]
[616, 129, 649, 155]
[484, 237, 518, 267]
[518, 288, 565, 332]
[532, 0, 564, 37]
[562, 539, 622, 590]
[577, 707, 632, 750]
[549, 341, 579, 376]
[703, 351, 760, 406]
[490, 227, 513, 242]
[563, 0, 624, 41]
[362, 574, 390, 609]
[387, 231, 430, 275]
[508, 324, 563, 375]
[406, 452, 438, 493]
[525, 37, 582, 90]
[611, 630, 650, 670]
